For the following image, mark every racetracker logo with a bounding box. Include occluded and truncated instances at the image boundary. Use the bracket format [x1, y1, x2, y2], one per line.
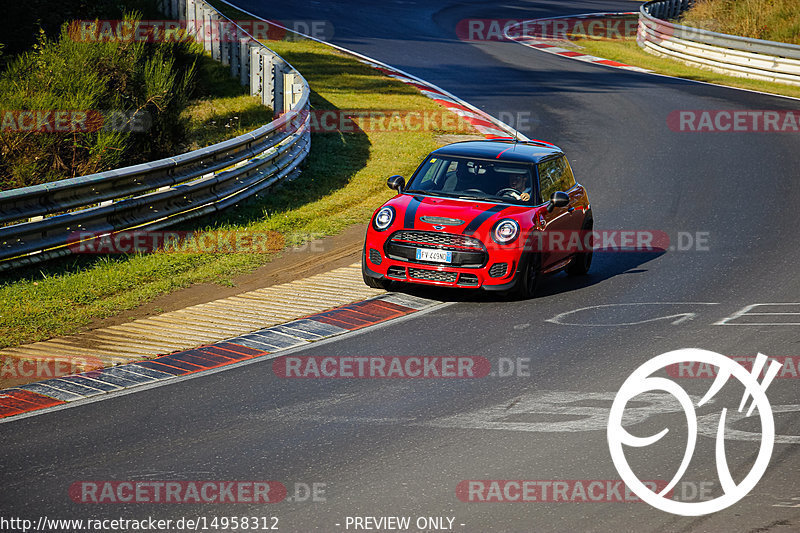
[69, 481, 287, 503]
[456, 17, 638, 42]
[273, 356, 491, 378]
[0, 355, 103, 382]
[280, 110, 476, 134]
[608, 349, 782, 516]
[668, 110, 800, 133]
[67, 231, 284, 254]
[70, 19, 333, 42]
[503, 230, 707, 254]
[667, 355, 800, 379]
[0, 110, 150, 133]
[456, 480, 669, 502]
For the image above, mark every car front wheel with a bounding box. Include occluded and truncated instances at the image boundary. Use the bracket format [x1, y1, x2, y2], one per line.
[512, 253, 540, 300]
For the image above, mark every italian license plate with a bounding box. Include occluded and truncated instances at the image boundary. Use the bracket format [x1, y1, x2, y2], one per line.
[416, 248, 452, 263]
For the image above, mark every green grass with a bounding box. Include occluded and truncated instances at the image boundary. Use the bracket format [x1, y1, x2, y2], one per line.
[571, 38, 800, 99]
[180, 53, 272, 150]
[0, 38, 473, 348]
[680, 0, 800, 45]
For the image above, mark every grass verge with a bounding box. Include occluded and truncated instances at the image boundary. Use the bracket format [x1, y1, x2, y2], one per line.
[0, 38, 474, 348]
[571, 38, 800, 99]
[181, 53, 272, 150]
[679, 0, 799, 45]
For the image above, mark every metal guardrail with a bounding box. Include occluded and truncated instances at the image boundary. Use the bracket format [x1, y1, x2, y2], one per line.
[638, 0, 800, 86]
[0, 0, 310, 271]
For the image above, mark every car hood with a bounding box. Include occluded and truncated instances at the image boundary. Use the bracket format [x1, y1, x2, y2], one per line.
[386, 194, 533, 235]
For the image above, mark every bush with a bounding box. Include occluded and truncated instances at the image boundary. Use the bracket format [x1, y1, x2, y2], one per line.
[0, 13, 200, 190]
[680, 0, 800, 45]
[1, 0, 163, 67]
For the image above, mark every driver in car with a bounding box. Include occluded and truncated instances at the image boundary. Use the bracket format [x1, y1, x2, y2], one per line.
[503, 173, 531, 201]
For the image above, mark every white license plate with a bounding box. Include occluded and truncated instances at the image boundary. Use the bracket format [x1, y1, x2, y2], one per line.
[416, 248, 452, 263]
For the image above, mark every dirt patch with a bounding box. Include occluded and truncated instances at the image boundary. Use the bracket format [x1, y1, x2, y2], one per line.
[85, 224, 367, 330]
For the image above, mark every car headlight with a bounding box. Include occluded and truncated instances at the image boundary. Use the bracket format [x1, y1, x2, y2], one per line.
[373, 206, 395, 231]
[492, 219, 520, 244]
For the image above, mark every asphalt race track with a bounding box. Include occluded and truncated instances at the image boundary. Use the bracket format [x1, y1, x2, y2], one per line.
[2, 1, 799, 531]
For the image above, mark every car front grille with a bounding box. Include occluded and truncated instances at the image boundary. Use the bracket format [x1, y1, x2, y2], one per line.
[386, 231, 486, 267]
[408, 268, 458, 283]
[390, 231, 483, 251]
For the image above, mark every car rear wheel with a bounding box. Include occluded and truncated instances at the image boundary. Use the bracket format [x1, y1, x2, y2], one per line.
[566, 219, 593, 276]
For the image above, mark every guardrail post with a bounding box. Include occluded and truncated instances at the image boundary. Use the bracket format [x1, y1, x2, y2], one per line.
[201, 5, 212, 53]
[230, 29, 240, 79]
[240, 38, 250, 86]
[185, 0, 196, 37]
[282, 71, 294, 112]
[260, 52, 275, 109]
[283, 72, 304, 111]
[220, 20, 231, 66]
[210, 14, 221, 61]
[272, 59, 285, 115]
[250, 43, 263, 99]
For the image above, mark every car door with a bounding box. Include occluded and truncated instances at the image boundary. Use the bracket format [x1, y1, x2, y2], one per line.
[536, 156, 584, 267]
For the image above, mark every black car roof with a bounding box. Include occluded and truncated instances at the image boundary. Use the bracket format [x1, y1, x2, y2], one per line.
[430, 139, 563, 164]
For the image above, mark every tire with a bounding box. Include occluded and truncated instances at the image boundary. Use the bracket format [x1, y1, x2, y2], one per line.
[566, 219, 593, 276]
[363, 270, 390, 290]
[362, 249, 391, 290]
[512, 253, 540, 299]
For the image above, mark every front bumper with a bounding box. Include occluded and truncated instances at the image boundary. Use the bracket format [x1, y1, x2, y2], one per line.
[363, 245, 522, 291]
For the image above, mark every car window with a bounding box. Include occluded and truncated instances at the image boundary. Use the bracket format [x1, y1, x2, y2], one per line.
[414, 158, 448, 189]
[406, 156, 533, 204]
[538, 156, 574, 202]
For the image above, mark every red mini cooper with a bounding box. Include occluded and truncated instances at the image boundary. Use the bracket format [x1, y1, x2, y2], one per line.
[362, 139, 593, 298]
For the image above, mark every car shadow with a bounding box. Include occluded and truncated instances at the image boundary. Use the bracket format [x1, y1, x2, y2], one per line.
[388, 250, 666, 303]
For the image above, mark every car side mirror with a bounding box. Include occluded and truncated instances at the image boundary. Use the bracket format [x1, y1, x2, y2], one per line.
[546, 191, 570, 212]
[387, 175, 405, 193]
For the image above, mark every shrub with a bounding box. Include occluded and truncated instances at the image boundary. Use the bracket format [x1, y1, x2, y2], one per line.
[0, 13, 200, 190]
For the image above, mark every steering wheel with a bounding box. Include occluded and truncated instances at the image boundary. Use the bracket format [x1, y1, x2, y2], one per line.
[496, 187, 521, 198]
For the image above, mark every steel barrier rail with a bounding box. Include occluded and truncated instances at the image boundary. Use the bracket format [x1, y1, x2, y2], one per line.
[0, 0, 311, 271]
[638, 0, 800, 86]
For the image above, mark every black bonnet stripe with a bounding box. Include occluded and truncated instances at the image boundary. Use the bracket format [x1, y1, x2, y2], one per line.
[463, 205, 507, 235]
[404, 196, 423, 229]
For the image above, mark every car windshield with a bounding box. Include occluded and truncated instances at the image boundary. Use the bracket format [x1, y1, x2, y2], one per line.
[405, 156, 534, 204]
